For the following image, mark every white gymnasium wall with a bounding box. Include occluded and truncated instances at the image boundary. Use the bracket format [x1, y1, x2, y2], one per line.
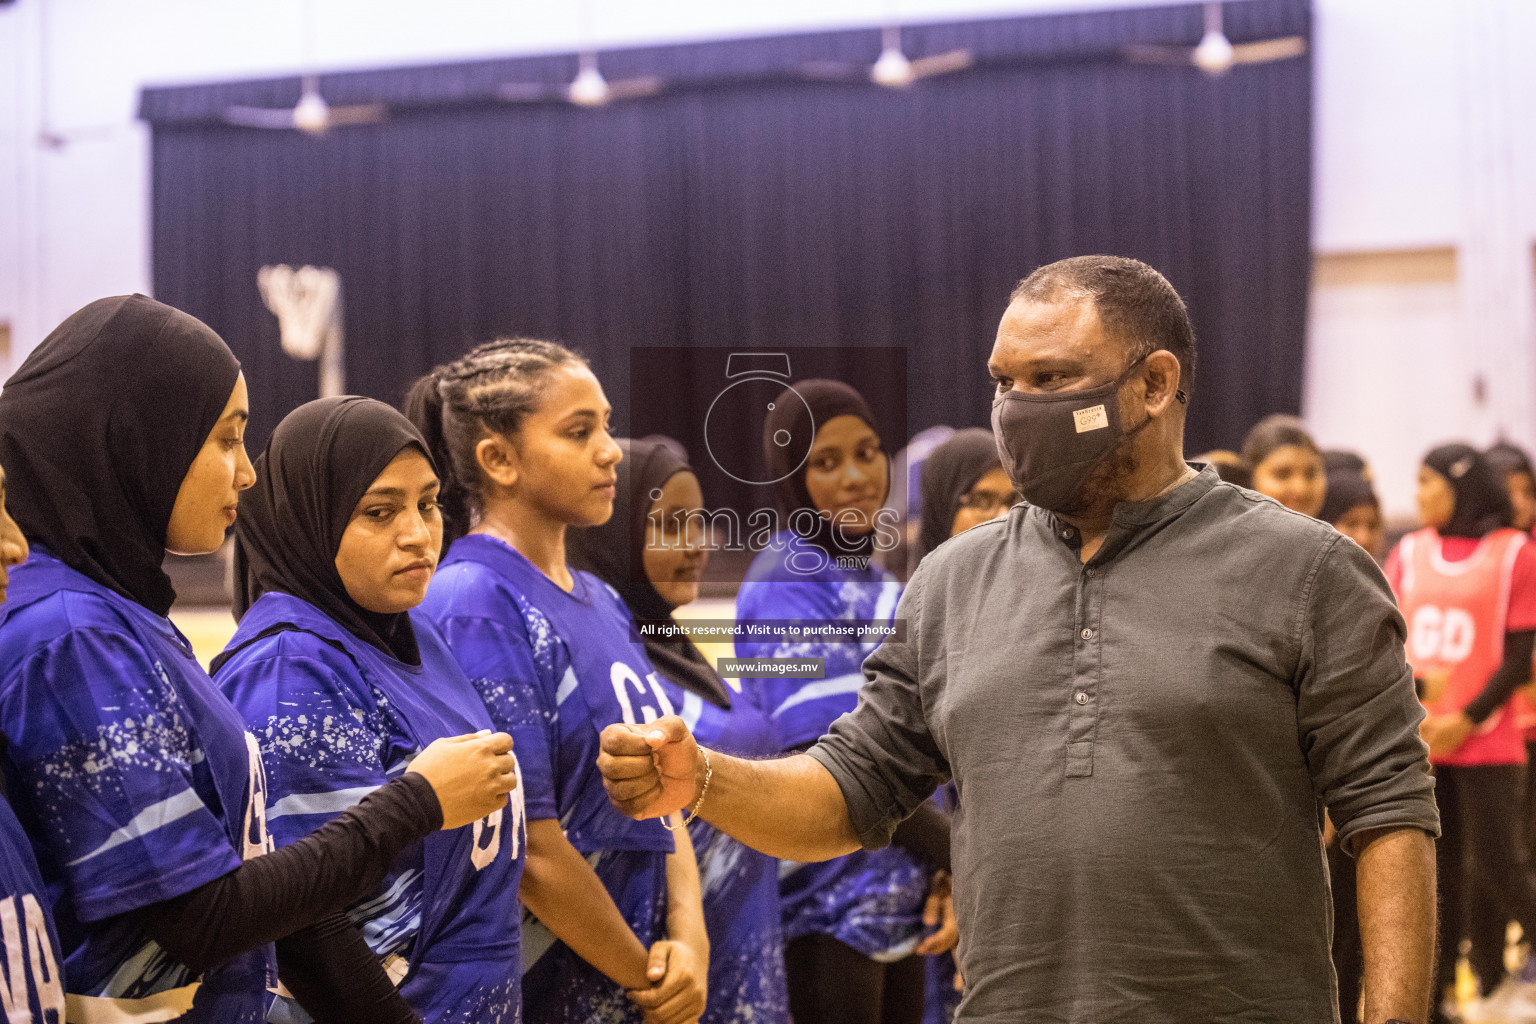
[1305, 0, 1536, 515]
[2, 0, 1535, 515]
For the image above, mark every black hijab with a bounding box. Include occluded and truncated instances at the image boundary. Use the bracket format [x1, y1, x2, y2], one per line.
[916, 428, 1001, 566]
[233, 397, 433, 664]
[0, 295, 240, 616]
[568, 437, 732, 709]
[763, 379, 888, 560]
[1424, 443, 1513, 540]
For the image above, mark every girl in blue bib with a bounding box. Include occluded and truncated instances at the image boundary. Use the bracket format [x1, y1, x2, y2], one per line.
[736, 379, 951, 1024]
[569, 437, 790, 1024]
[410, 341, 707, 1024]
[215, 397, 526, 1024]
[0, 465, 66, 1024]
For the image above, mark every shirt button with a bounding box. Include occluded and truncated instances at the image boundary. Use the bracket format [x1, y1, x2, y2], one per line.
[1075, 691, 1089, 705]
[1085, 567, 1096, 577]
[1080, 627, 1094, 641]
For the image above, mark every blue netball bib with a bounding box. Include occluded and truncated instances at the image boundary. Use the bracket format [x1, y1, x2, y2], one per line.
[736, 534, 927, 960]
[217, 593, 525, 1024]
[423, 535, 674, 1024]
[0, 549, 274, 1023]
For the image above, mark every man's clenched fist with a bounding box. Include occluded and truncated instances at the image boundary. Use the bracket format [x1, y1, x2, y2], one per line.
[598, 715, 705, 820]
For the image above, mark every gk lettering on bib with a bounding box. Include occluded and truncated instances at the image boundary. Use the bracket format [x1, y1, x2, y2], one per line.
[611, 663, 676, 726]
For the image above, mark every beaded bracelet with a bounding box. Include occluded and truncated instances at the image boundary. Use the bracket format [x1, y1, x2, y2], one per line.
[661, 747, 712, 831]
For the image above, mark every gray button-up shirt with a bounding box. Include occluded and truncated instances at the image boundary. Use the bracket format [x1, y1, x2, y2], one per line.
[807, 466, 1438, 1023]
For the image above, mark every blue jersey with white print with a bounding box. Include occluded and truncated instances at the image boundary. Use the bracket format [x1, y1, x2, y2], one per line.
[0, 795, 65, 1023]
[0, 548, 274, 1023]
[735, 531, 904, 749]
[216, 593, 525, 1024]
[735, 532, 927, 960]
[421, 535, 675, 1024]
[679, 690, 789, 1024]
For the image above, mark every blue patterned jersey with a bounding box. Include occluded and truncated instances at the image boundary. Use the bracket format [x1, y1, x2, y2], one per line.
[0, 796, 65, 1023]
[679, 686, 790, 1024]
[736, 533, 927, 960]
[421, 535, 676, 1024]
[735, 532, 904, 749]
[216, 593, 526, 1024]
[0, 549, 274, 1023]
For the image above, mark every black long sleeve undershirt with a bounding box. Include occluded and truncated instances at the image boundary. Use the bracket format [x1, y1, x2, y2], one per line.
[126, 772, 440, 1013]
[276, 913, 418, 1024]
[1463, 629, 1536, 725]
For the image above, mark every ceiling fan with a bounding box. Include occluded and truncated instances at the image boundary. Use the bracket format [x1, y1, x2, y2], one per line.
[1123, 1, 1306, 76]
[800, 25, 973, 87]
[221, 0, 387, 134]
[498, 0, 663, 109]
[224, 75, 387, 134]
[497, 52, 665, 107]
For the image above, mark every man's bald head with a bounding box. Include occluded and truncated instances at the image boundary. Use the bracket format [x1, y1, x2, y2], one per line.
[1010, 256, 1196, 397]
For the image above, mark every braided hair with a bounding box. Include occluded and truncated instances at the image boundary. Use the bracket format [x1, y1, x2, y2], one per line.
[403, 338, 588, 546]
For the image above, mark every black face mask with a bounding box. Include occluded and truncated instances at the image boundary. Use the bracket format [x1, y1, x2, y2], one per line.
[991, 356, 1173, 513]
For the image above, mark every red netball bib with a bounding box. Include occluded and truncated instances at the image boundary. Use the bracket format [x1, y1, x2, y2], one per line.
[1397, 527, 1529, 766]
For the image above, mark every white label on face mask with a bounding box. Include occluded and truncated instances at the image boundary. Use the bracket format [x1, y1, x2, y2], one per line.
[1073, 405, 1109, 433]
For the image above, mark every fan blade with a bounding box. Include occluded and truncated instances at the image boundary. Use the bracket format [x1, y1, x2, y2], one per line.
[799, 60, 869, 82]
[497, 81, 569, 104]
[223, 106, 299, 129]
[1122, 43, 1198, 67]
[909, 49, 974, 79]
[1231, 35, 1307, 65]
[604, 76, 665, 101]
[323, 104, 389, 126]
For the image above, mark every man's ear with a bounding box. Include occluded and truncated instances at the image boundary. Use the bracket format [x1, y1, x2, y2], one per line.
[1142, 350, 1184, 416]
[475, 434, 519, 489]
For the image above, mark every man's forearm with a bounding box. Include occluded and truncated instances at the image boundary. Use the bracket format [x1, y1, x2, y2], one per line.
[695, 749, 863, 862]
[1355, 826, 1436, 1024]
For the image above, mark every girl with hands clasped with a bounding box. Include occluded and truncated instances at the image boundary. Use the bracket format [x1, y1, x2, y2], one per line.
[213, 397, 526, 1024]
[409, 341, 708, 1024]
[0, 296, 513, 1024]
[569, 437, 791, 1024]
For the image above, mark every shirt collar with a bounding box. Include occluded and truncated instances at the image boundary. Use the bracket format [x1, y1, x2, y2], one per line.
[1033, 463, 1219, 557]
[1110, 463, 1219, 527]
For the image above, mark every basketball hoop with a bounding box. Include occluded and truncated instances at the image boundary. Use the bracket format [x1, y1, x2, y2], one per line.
[257, 264, 345, 397]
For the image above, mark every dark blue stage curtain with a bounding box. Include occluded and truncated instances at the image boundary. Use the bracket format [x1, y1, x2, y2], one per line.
[141, 0, 1311, 459]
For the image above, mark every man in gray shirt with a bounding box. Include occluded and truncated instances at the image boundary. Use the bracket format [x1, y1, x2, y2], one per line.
[599, 256, 1439, 1023]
